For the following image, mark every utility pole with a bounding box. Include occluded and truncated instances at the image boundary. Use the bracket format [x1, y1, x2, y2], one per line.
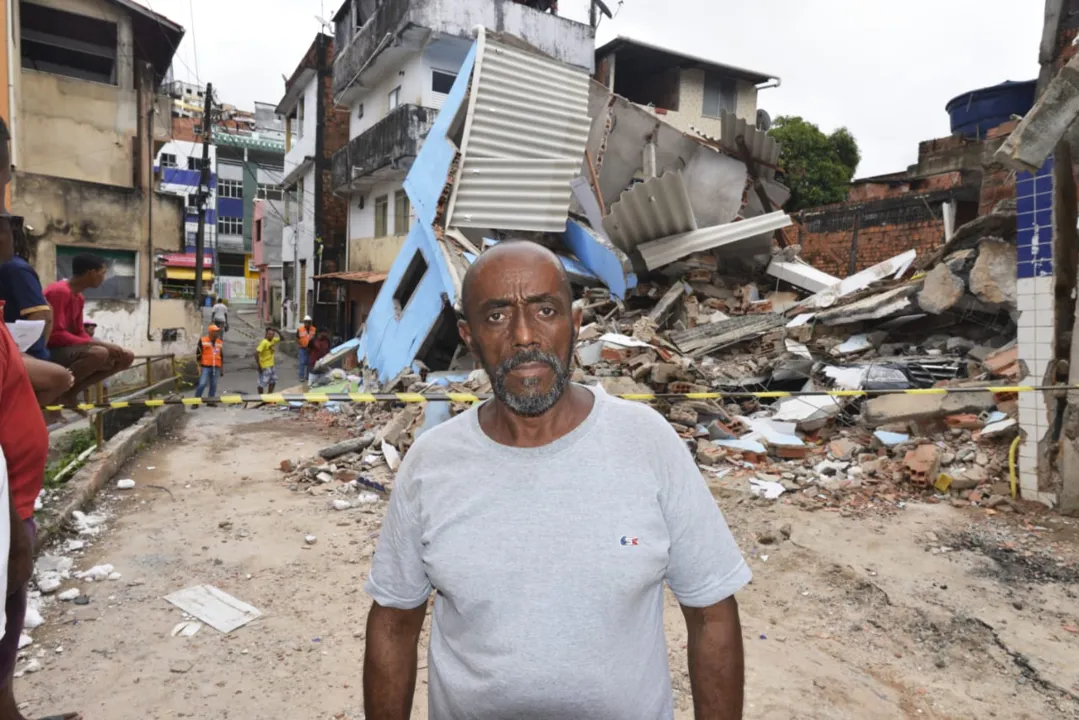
[194, 82, 214, 305]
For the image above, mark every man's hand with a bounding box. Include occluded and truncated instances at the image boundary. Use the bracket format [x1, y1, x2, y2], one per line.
[682, 596, 745, 720]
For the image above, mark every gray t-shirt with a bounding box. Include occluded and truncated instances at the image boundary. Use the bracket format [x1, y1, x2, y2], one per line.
[366, 385, 751, 719]
[211, 303, 228, 324]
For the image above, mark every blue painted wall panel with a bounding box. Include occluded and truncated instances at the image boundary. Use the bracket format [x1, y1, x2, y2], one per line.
[217, 197, 244, 218]
[404, 44, 478, 226]
[562, 220, 633, 300]
[361, 222, 457, 380]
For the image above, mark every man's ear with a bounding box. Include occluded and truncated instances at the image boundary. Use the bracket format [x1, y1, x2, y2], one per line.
[457, 317, 473, 353]
[571, 301, 583, 336]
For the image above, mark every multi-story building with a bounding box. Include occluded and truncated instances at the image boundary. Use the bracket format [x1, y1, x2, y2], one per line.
[329, 0, 594, 332]
[276, 33, 351, 332]
[593, 37, 780, 141]
[8, 0, 200, 354]
[156, 99, 287, 307]
[211, 101, 286, 306]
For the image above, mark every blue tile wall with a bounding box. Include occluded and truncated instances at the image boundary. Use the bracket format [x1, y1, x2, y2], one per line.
[1016, 156, 1054, 279]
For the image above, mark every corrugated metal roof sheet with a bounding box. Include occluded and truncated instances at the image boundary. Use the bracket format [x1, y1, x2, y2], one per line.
[638, 210, 793, 270]
[690, 111, 780, 180]
[602, 172, 698, 255]
[445, 30, 591, 233]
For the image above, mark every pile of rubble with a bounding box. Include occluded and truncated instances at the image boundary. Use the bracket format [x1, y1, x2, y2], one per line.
[290, 199, 1028, 512]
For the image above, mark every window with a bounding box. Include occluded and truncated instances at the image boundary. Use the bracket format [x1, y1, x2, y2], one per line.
[257, 183, 283, 201]
[388, 87, 401, 112]
[702, 72, 737, 118]
[432, 70, 456, 95]
[393, 251, 428, 316]
[218, 252, 246, 277]
[187, 157, 204, 171]
[186, 231, 197, 248]
[254, 219, 263, 244]
[394, 190, 410, 234]
[217, 217, 243, 235]
[56, 248, 135, 300]
[185, 205, 199, 218]
[374, 195, 388, 237]
[357, 103, 364, 120]
[159, 153, 178, 169]
[21, 3, 118, 85]
[218, 179, 243, 199]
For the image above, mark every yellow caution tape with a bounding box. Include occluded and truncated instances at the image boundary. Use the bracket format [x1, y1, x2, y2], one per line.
[36, 383, 1079, 411]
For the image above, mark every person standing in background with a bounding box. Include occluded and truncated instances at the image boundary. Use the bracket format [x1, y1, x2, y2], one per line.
[193, 324, 224, 400]
[211, 298, 228, 335]
[296, 315, 316, 382]
[255, 327, 281, 394]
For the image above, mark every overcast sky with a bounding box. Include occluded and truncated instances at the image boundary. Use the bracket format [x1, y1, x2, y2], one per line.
[148, 0, 1045, 178]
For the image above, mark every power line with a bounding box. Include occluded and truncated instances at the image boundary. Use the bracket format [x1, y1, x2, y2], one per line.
[188, 0, 201, 85]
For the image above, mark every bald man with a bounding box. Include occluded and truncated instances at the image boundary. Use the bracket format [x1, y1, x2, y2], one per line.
[364, 241, 750, 720]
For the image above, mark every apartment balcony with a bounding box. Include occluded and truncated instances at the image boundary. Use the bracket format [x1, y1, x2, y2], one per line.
[331, 104, 437, 193]
[332, 0, 594, 105]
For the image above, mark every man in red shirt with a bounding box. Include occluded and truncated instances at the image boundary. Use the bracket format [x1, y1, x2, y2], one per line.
[44, 253, 134, 408]
[0, 305, 69, 719]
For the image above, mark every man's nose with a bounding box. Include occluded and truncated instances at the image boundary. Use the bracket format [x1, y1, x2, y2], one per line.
[511, 309, 538, 348]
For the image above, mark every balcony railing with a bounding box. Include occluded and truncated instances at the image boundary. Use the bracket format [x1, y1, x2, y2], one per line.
[331, 104, 437, 193]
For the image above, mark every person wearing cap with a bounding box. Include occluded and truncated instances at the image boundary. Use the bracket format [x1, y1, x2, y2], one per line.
[296, 315, 316, 382]
[193, 324, 224, 400]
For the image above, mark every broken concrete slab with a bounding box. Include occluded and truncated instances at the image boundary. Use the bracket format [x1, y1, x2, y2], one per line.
[766, 258, 838, 294]
[918, 264, 966, 315]
[863, 389, 997, 427]
[995, 51, 1079, 173]
[969, 239, 1018, 308]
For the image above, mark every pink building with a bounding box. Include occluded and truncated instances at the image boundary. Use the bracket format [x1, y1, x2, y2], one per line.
[252, 200, 277, 324]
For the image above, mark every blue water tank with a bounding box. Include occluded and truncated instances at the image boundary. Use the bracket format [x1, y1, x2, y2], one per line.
[946, 80, 1037, 139]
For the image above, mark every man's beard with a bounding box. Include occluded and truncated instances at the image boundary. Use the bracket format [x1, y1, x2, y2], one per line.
[490, 348, 572, 417]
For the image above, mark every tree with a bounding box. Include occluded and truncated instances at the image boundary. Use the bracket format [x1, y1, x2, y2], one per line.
[768, 116, 861, 212]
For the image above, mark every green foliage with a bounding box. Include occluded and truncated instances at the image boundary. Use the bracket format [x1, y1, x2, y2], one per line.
[768, 116, 861, 212]
[44, 428, 97, 488]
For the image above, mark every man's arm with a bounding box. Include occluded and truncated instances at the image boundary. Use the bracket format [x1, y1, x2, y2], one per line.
[682, 597, 745, 720]
[364, 601, 427, 720]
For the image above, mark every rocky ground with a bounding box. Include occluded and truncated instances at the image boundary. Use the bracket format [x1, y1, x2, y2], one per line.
[14, 407, 1079, 720]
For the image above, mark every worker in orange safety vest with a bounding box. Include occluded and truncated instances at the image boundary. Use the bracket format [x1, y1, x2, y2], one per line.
[297, 315, 316, 382]
[193, 324, 224, 400]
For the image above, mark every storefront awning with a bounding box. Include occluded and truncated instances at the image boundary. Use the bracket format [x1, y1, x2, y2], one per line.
[160, 252, 215, 268]
[165, 268, 214, 281]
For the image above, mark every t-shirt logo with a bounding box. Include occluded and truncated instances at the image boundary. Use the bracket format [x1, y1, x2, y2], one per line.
[619, 536, 639, 546]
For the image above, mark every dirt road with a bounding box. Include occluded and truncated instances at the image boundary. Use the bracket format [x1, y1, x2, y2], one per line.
[17, 409, 1079, 719]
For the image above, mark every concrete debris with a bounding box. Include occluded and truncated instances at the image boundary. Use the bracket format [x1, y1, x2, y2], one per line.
[917, 264, 966, 314]
[116, 479, 136, 490]
[969, 239, 1017, 308]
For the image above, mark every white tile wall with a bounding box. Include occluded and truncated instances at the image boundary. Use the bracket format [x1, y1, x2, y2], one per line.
[1016, 274, 1055, 502]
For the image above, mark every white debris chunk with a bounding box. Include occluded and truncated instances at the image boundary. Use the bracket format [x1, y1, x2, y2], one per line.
[17, 634, 32, 649]
[23, 607, 43, 630]
[76, 564, 115, 582]
[57, 589, 80, 602]
[332, 499, 352, 511]
[116, 479, 136, 490]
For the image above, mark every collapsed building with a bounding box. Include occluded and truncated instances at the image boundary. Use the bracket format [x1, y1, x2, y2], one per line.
[315, 25, 1035, 511]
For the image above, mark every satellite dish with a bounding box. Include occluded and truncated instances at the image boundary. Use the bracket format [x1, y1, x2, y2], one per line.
[756, 109, 772, 132]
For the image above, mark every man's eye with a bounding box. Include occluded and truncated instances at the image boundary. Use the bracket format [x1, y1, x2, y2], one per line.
[538, 306, 555, 317]
[488, 312, 504, 322]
